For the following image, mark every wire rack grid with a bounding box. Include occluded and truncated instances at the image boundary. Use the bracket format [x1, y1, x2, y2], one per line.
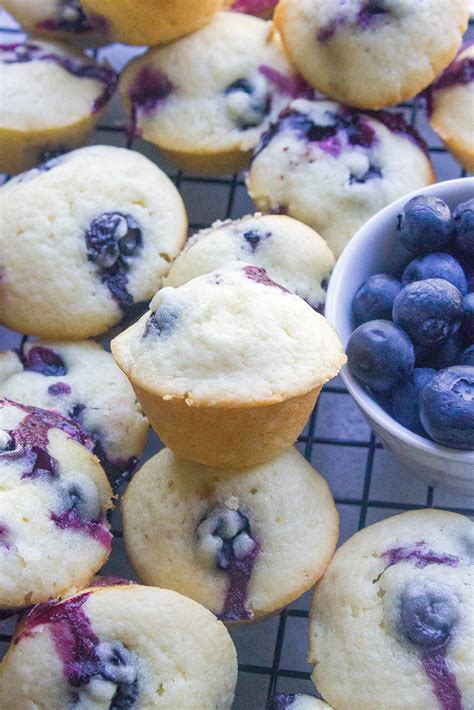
[0, 12, 473, 709]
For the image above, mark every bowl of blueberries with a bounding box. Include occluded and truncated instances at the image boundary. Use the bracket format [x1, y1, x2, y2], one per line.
[326, 178, 474, 491]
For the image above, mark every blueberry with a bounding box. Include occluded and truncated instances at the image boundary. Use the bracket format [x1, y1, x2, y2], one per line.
[467, 272, 474, 293]
[392, 279, 463, 347]
[398, 581, 458, 648]
[24, 346, 67, 377]
[144, 303, 179, 338]
[86, 213, 142, 270]
[392, 368, 436, 436]
[225, 75, 270, 129]
[397, 196, 454, 254]
[419, 366, 474, 449]
[461, 344, 474, 366]
[267, 694, 300, 710]
[352, 273, 402, 324]
[415, 331, 465, 369]
[346, 319, 415, 391]
[96, 641, 138, 709]
[242, 229, 270, 252]
[453, 199, 474, 257]
[461, 292, 474, 341]
[402, 253, 467, 295]
[196, 506, 256, 571]
[0, 430, 15, 453]
[61, 481, 101, 521]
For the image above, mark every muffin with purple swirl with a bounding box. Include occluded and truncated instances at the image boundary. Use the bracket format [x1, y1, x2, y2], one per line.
[309, 509, 473, 710]
[0, 584, 237, 709]
[0, 145, 187, 339]
[122, 447, 339, 623]
[0, 340, 148, 478]
[0, 398, 112, 610]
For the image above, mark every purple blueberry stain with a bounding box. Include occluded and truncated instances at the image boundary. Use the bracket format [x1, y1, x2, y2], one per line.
[23, 346, 67, 377]
[382, 541, 460, 570]
[16, 594, 138, 705]
[258, 65, 314, 100]
[317, 0, 391, 41]
[85, 212, 143, 312]
[48, 382, 72, 397]
[423, 45, 474, 115]
[0, 43, 117, 114]
[243, 265, 289, 292]
[144, 303, 179, 339]
[0, 524, 10, 550]
[127, 65, 173, 140]
[379, 541, 463, 710]
[196, 506, 260, 622]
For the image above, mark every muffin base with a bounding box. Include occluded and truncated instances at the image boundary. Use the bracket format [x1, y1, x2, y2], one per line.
[131, 382, 321, 468]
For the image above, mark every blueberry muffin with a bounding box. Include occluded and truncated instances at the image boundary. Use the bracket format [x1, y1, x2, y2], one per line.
[0, 398, 112, 610]
[425, 41, 474, 173]
[81, 0, 222, 47]
[164, 214, 335, 312]
[308, 510, 474, 710]
[0, 340, 148, 477]
[247, 99, 435, 257]
[274, 0, 469, 109]
[0, 145, 187, 339]
[1, 1, 110, 47]
[0, 584, 237, 709]
[268, 695, 332, 709]
[224, 0, 277, 19]
[0, 40, 117, 174]
[122, 447, 338, 622]
[120, 12, 313, 174]
[112, 263, 346, 468]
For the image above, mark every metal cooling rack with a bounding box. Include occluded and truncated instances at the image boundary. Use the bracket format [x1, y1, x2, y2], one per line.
[0, 12, 473, 709]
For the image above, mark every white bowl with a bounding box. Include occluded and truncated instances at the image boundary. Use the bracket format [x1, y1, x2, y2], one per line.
[326, 177, 474, 492]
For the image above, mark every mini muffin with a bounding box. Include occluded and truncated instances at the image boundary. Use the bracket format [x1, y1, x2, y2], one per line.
[0, 398, 112, 609]
[0, 145, 187, 339]
[0, 340, 148, 477]
[82, 0, 222, 46]
[1, 0, 110, 47]
[0, 584, 237, 709]
[112, 263, 346, 468]
[224, 0, 277, 19]
[0, 40, 117, 174]
[274, 0, 469, 109]
[122, 447, 338, 622]
[425, 41, 474, 173]
[164, 214, 335, 312]
[120, 12, 313, 174]
[247, 99, 434, 257]
[268, 695, 332, 709]
[308, 510, 474, 710]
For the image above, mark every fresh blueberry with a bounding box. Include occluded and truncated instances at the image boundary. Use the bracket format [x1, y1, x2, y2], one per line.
[352, 273, 402, 324]
[453, 199, 474, 257]
[415, 331, 465, 369]
[419, 366, 474, 449]
[392, 279, 463, 347]
[391, 368, 436, 436]
[402, 253, 467, 295]
[467, 272, 474, 293]
[346, 320, 415, 391]
[144, 303, 179, 338]
[461, 292, 474, 341]
[397, 196, 454, 254]
[24, 346, 67, 377]
[398, 581, 458, 648]
[461, 344, 474, 366]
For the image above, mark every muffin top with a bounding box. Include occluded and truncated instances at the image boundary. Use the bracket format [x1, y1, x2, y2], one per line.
[120, 11, 312, 155]
[0, 584, 237, 709]
[0, 40, 117, 130]
[0, 145, 187, 339]
[112, 263, 346, 406]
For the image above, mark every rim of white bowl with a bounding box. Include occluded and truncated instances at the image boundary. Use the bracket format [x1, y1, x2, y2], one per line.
[326, 177, 474, 465]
